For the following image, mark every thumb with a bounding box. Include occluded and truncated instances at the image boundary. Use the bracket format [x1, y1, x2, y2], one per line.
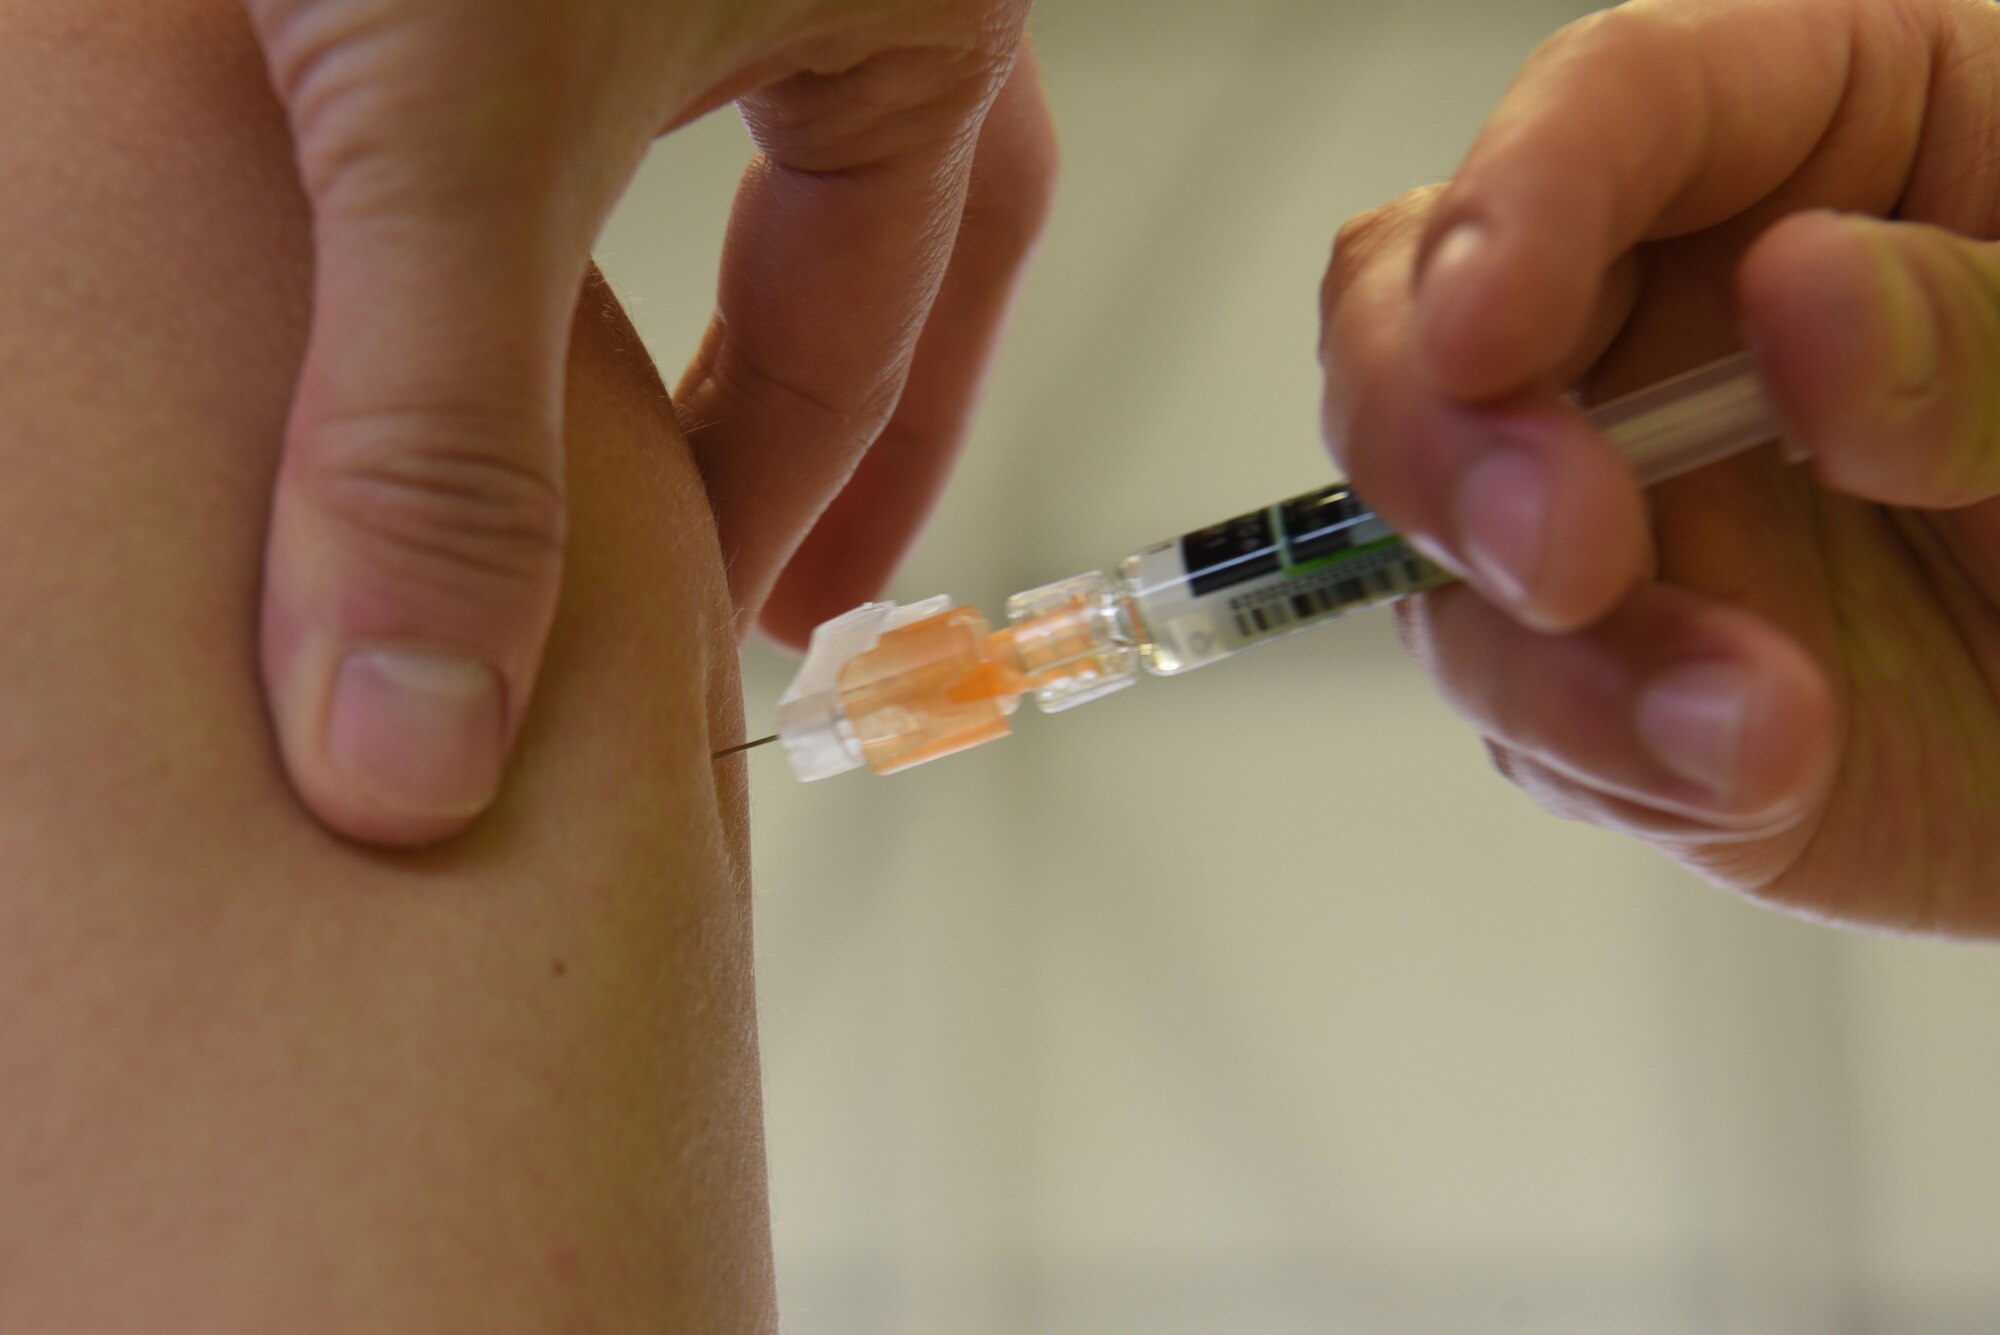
[1742, 209, 2000, 509]
[251, 6, 620, 845]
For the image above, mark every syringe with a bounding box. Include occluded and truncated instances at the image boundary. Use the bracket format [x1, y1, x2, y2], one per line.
[772, 352, 1781, 782]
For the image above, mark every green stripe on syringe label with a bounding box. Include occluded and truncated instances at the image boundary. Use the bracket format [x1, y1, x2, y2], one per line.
[1221, 539, 1443, 647]
[1277, 485, 1394, 571]
[1180, 482, 1397, 597]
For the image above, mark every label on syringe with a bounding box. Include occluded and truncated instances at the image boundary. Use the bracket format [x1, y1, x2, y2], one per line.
[1125, 482, 1447, 673]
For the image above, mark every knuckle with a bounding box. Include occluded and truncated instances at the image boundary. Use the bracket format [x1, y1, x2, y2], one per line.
[1534, 5, 1664, 71]
[302, 407, 567, 595]
[707, 334, 902, 462]
[1326, 210, 1393, 304]
[1324, 185, 1441, 308]
[249, 0, 365, 118]
[747, 46, 1010, 174]
[968, 98, 1058, 258]
[257, 4, 560, 208]
[257, 8, 421, 201]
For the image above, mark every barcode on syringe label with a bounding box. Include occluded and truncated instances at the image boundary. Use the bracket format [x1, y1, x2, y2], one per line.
[1225, 549, 1436, 643]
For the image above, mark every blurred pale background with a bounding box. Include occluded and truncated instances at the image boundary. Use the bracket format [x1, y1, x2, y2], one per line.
[597, 1, 2000, 1331]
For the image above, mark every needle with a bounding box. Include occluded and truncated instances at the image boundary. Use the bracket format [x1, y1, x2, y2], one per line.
[712, 734, 778, 760]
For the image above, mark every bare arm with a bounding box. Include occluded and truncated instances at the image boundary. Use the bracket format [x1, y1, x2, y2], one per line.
[0, 2, 774, 1327]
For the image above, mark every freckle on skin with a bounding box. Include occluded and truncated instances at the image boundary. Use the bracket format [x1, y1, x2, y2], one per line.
[550, 958, 567, 978]
[549, 1244, 580, 1281]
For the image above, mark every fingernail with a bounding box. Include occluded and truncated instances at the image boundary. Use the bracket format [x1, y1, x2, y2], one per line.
[1865, 230, 1940, 396]
[1635, 662, 1751, 800]
[1405, 531, 1467, 581]
[327, 649, 506, 820]
[1454, 445, 1547, 608]
[1419, 219, 1488, 297]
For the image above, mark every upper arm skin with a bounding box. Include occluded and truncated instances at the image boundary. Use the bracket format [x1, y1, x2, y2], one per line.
[0, 3, 774, 1330]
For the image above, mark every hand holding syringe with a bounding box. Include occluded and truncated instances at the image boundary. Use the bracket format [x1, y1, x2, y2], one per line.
[762, 353, 1780, 782]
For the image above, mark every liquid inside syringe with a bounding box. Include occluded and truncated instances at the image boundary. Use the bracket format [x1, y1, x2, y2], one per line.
[1116, 484, 1442, 675]
[771, 352, 1782, 782]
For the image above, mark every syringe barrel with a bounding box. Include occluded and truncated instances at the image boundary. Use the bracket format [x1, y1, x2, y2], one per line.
[1120, 487, 1448, 679]
[1095, 351, 1778, 680]
[1112, 487, 1445, 676]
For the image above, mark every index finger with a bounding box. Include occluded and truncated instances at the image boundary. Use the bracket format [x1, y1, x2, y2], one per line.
[675, 30, 1029, 634]
[1413, 0, 1904, 400]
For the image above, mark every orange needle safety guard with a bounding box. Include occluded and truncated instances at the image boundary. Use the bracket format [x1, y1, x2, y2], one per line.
[775, 578, 1138, 780]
